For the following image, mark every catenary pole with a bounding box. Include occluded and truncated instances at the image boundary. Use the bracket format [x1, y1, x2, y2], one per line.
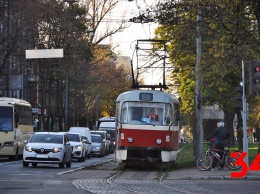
[193, 5, 203, 159]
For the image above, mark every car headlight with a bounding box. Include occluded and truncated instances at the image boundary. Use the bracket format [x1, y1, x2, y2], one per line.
[53, 147, 62, 153]
[75, 145, 83, 150]
[93, 146, 100, 150]
[3, 141, 14, 147]
[128, 137, 133, 143]
[156, 139, 162, 145]
[25, 146, 33, 152]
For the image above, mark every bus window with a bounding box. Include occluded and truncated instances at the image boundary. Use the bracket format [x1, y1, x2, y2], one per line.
[0, 107, 13, 132]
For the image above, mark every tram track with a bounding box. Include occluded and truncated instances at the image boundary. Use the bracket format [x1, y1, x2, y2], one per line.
[73, 161, 200, 194]
[158, 170, 197, 194]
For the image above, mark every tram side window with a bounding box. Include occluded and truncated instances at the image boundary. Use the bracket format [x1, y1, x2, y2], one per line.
[173, 104, 180, 126]
[164, 104, 172, 126]
[0, 107, 13, 131]
[121, 107, 127, 123]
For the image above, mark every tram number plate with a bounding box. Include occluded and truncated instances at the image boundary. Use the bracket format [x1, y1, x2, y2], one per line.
[165, 136, 170, 142]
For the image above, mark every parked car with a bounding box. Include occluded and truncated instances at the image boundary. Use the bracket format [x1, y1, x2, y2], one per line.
[23, 132, 72, 168]
[91, 134, 105, 157]
[90, 130, 110, 155]
[97, 117, 115, 154]
[65, 132, 87, 162]
[69, 127, 92, 159]
[100, 128, 115, 153]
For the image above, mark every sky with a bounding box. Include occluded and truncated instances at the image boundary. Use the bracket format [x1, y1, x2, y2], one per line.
[112, 1, 158, 57]
[100, 0, 164, 85]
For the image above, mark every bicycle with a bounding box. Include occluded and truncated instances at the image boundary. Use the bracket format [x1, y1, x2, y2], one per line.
[196, 141, 242, 171]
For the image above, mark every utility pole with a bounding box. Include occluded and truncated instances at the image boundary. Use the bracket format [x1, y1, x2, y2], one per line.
[242, 60, 249, 165]
[65, 58, 69, 131]
[193, 6, 203, 159]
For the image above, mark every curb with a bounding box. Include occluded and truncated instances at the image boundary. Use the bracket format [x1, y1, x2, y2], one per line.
[185, 176, 260, 181]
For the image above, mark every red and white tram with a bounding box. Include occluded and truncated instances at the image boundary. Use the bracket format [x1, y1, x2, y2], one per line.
[115, 90, 180, 163]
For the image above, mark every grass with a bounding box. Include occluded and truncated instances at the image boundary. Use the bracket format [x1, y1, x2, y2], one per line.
[171, 142, 259, 170]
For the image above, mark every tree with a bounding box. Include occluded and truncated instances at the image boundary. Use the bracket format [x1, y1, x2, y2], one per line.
[1, 0, 131, 131]
[153, 0, 260, 156]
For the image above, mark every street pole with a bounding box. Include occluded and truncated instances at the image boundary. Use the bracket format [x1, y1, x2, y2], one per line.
[65, 59, 69, 131]
[193, 6, 203, 159]
[242, 60, 249, 165]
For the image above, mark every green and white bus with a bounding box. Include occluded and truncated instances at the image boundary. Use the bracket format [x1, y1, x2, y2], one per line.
[0, 97, 33, 160]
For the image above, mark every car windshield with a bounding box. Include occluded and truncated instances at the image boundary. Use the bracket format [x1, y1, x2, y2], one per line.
[30, 134, 63, 144]
[66, 134, 80, 142]
[91, 132, 105, 139]
[91, 135, 101, 143]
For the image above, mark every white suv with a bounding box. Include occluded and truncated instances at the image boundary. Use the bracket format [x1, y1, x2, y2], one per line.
[65, 132, 87, 162]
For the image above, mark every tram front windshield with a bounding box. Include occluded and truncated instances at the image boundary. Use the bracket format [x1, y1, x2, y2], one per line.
[120, 102, 174, 126]
[0, 107, 13, 132]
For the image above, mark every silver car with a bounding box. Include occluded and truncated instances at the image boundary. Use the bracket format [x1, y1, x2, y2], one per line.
[91, 134, 105, 157]
[23, 132, 72, 168]
[90, 130, 110, 155]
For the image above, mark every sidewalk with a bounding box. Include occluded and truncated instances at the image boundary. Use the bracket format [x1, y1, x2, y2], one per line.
[166, 167, 260, 180]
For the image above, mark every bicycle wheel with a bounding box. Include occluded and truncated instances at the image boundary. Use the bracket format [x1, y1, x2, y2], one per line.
[196, 153, 212, 171]
[225, 152, 242, 170]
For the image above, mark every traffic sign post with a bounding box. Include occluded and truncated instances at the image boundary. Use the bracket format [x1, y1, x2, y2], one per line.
[26, 48, 68, 131]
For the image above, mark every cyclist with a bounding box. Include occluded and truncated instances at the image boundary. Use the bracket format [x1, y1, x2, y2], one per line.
[206, 120, 230, 170]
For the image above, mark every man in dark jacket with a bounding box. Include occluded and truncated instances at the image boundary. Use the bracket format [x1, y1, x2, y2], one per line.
[206, 121, 230, 170]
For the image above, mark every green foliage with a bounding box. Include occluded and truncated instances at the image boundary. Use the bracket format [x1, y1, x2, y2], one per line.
[154, 0, 260, 127]
[173, 143, 196, 169]
[171, 142, 259, 170]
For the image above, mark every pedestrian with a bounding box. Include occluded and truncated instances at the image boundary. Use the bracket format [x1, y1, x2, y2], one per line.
[206, 120, 230, 170]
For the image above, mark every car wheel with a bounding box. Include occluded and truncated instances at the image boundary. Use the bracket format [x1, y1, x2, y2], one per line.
[9, 148, 19, 161]
[59, 155, 66, 168]
[66, 159, 71, 168]
[23, 161, 29, 167]
[32, 162, 37, 167]
[82, 152, 86, 161]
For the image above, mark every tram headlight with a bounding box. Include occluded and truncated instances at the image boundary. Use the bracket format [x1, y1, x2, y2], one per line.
[156, 139, 162, 145]
[128, 137, 133, 143]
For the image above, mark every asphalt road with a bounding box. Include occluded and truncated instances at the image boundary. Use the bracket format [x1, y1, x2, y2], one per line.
[1, 155, 260, 194]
